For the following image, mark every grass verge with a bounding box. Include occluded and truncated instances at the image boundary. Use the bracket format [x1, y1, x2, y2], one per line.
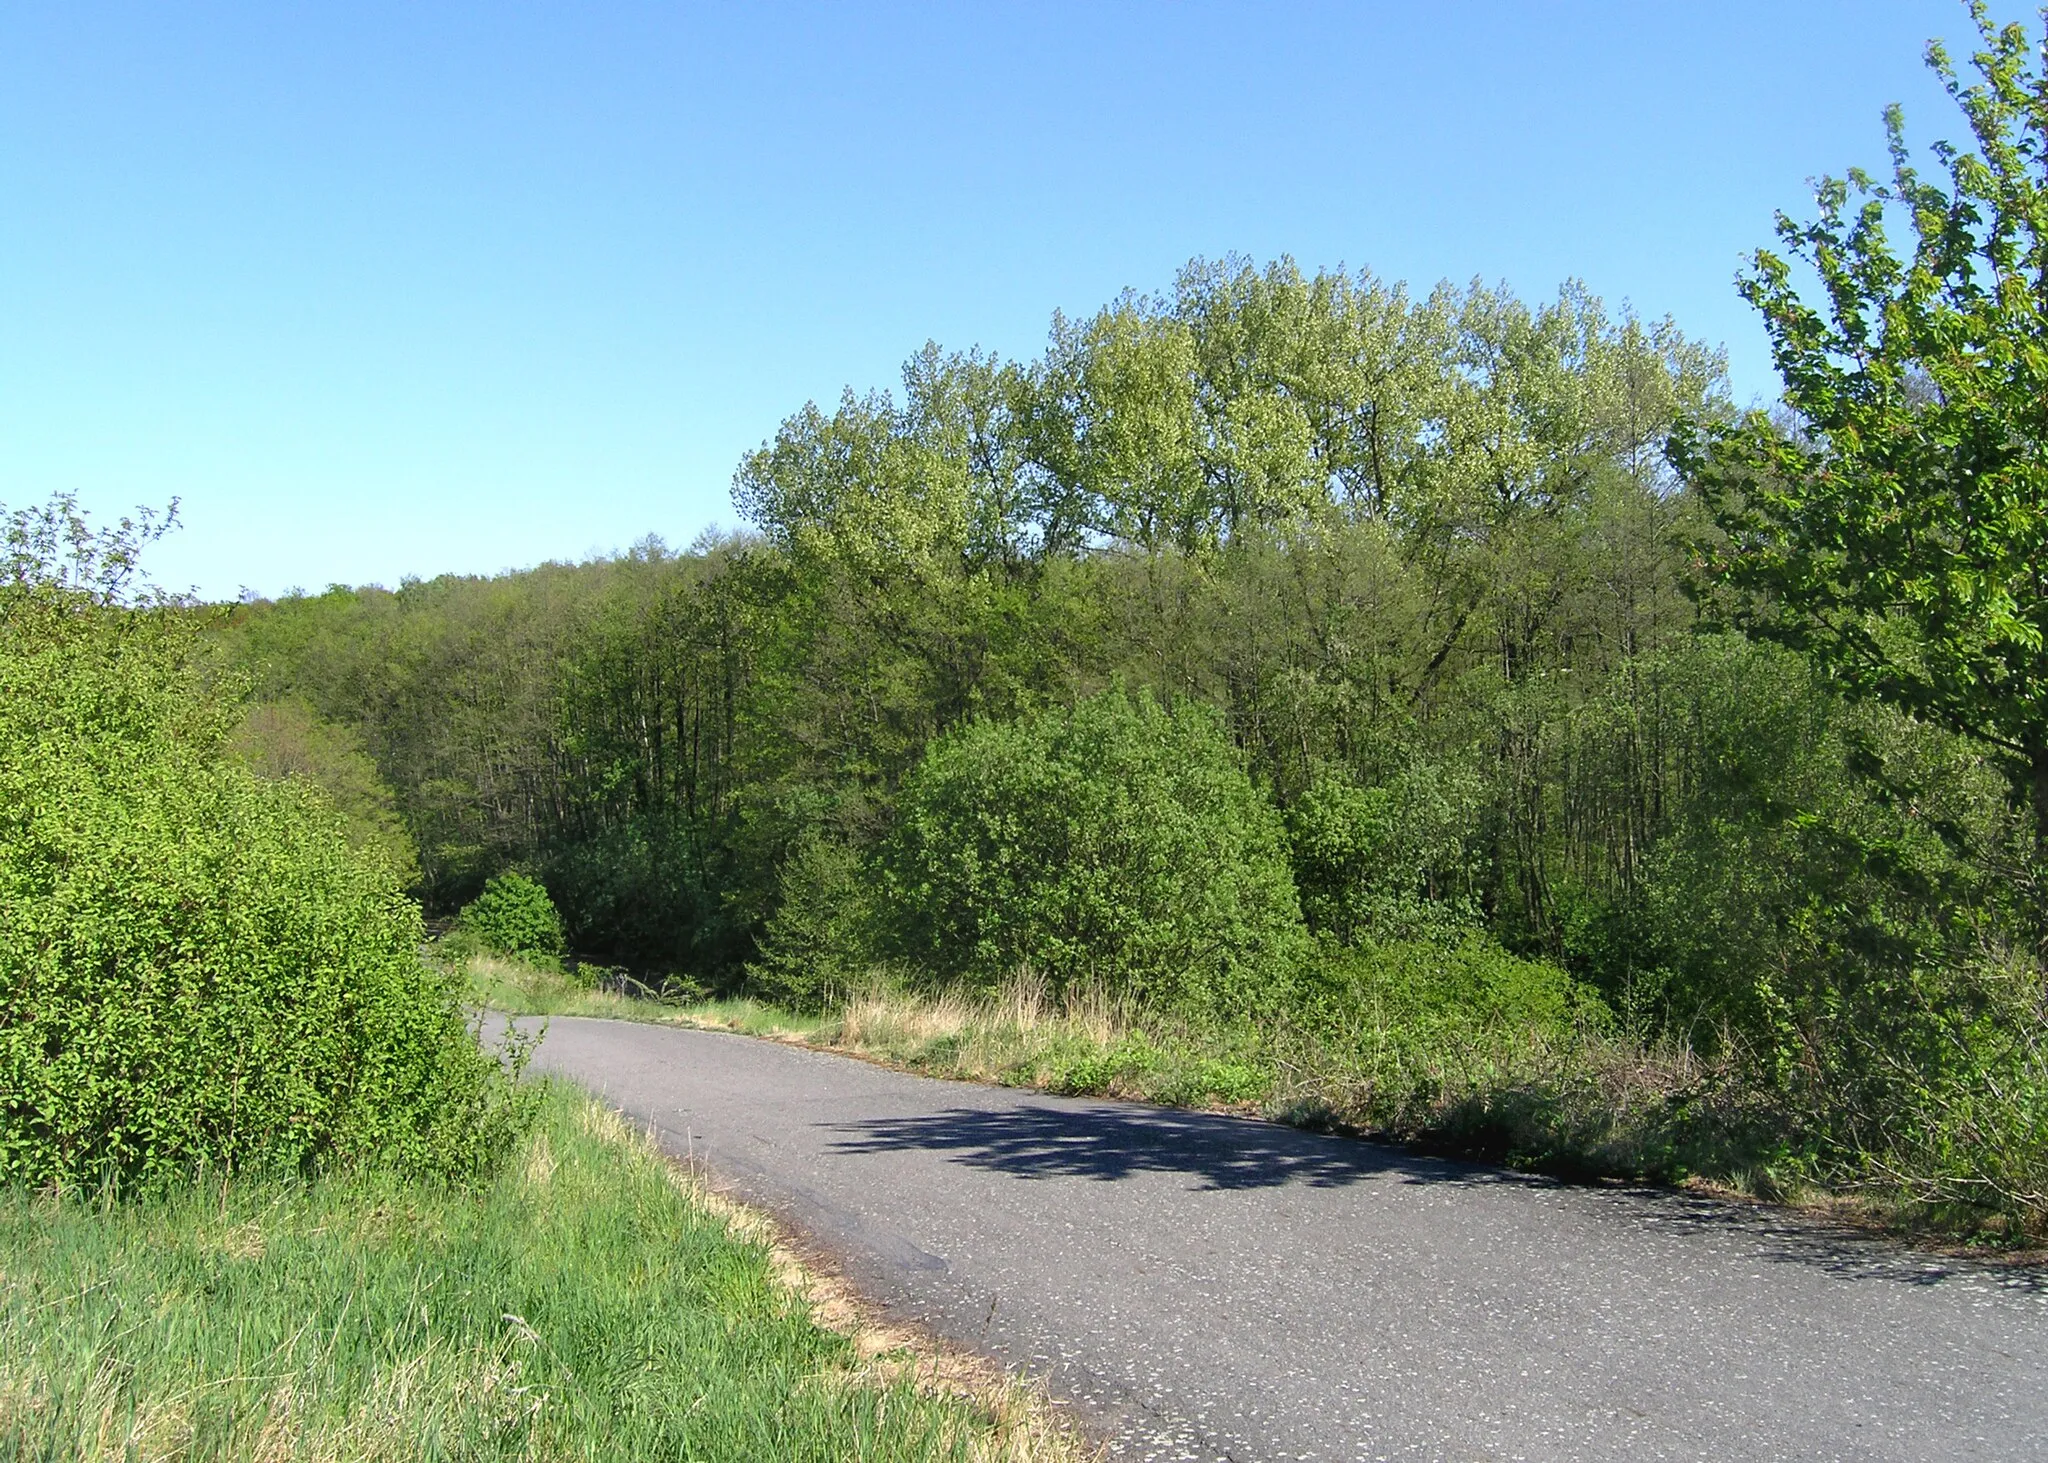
[462, 952, 833, 1041]
[0, 1083, 1087, 1462]
[815, 987, 2048, 1249]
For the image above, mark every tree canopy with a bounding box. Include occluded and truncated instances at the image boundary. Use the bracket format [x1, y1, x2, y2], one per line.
[1674, 3, 2048, 846]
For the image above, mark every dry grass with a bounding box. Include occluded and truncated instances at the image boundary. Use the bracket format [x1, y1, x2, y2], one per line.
[839, 973, 1125, 1061]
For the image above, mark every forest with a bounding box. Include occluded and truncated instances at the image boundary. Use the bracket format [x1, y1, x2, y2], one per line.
[222, 237, 2046, 1225]
[231, 263, 1733, 990]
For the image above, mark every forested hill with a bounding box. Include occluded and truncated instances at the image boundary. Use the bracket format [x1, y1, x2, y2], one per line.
[223, 254, 2027, 1072]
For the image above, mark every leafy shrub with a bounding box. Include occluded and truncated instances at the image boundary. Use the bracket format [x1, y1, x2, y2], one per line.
[0, 497, 530, 1189]
[880, 686, 1307, 1014]
[749, 833, 876, 1008]
[1042, 1034, 1166, 1096]
[1275, 935, 1613, 1156]
[1303, 934, 1604, 1058]
[457, 871, 567, 960]
[1, 766, 529, 1188]
[1310, 934, 1597, 1024]
[1286, 759, 1482, 943]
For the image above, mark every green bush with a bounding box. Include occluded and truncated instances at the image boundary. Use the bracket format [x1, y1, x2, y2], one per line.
[0, 498, 529, 1189]
[1285, 934, 1612, 1149]
[228, 699, 421, 888]
[457, 871, 567, 960]
[748, 832, 877, 1008]
[1306, 935, 1602, 1044]
[1286, 759, 1482, 943]
[880, 686, 1307, 1014]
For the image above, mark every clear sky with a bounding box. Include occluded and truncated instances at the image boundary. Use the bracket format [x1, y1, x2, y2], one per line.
[0, 2, 1986, 599]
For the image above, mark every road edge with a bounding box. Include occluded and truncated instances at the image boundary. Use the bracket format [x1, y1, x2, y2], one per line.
[587, 1091, 1105, 1463]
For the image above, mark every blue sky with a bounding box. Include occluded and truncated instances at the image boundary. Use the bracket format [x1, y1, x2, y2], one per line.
[0, 2, 1983, 599]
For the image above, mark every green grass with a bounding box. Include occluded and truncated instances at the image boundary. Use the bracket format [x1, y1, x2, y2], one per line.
[461, 952, 833, 1042]
[0, 1085, 1054, 1462]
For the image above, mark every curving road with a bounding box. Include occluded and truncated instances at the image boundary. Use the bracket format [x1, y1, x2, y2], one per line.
[522, 1015, 2047, 1462]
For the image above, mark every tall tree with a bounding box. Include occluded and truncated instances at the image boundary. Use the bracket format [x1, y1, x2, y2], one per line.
[1674, 3, 2048, 851]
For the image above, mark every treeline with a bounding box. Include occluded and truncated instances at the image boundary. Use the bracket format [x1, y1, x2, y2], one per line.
[234, 262, 1747, 978]
[226, 256, 2044, 1215]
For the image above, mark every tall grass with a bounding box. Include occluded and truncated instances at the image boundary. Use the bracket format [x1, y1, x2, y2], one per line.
[831, 975, 1270, 1108]
[0, 1085, 1080, 1462]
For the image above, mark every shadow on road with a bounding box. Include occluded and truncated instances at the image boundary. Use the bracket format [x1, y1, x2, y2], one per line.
[824, 1100, 1472, 1192]
[825, 1099, 2048, 1291]
[1613, 1188, 2048, 1293]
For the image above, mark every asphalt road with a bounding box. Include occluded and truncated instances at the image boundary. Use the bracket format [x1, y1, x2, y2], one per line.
[522, 1015, 2048, 1462]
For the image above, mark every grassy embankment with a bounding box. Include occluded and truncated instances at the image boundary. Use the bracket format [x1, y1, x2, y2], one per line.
[0, 1084, 1081, 1462]
[471, 952, 2041, 1248]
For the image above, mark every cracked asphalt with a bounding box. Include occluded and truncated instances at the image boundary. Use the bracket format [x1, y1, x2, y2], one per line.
[521, 1015, 2048, 1462]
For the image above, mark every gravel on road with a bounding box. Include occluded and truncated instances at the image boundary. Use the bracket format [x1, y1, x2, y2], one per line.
[523, 1015, 2048, 1462]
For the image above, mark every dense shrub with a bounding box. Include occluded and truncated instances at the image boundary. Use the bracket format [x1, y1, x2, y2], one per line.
[749, 832, 875, 1008]
[540, 813, 746, 976]
[1552, 638, 2003, 1036]
[1306, 935, 1600, 1041]
[457, 871, 567, 960]
[880, 687, 1307, 1013]
[1277, 936, 1622, 1167]
[1528, 640, 2048, 1198]
[228, 699, 421, 888]
[1287, 760, 1482, 943]
[0, 500, 529, 1188]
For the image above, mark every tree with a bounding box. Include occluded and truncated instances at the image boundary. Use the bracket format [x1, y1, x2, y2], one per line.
[880, 687, 1306, 1013]
[1673, 4, 2048, 852]
[229, 700, 421, 886]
